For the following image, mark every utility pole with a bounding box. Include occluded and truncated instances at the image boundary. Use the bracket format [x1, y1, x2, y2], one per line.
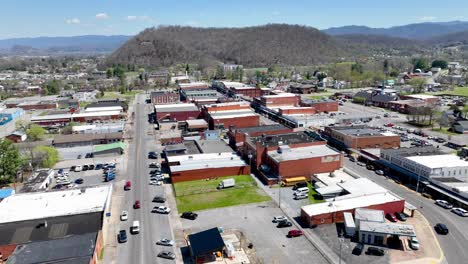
[278, 174, 282, 209]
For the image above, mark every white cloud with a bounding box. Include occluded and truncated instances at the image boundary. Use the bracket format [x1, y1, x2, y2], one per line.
[65, 18, 81, 24]
[418, 16, 436, 21]
[126, 15, 137, 21]
[125, 15, 154, 23]
[96, 13, 110, 19]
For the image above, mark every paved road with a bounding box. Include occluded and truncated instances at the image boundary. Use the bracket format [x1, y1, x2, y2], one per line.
[344, 159, 467, 264]
[116, 94, 174, 264]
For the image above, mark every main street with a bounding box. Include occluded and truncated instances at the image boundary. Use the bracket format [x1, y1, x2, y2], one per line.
[116, 93, 174, 263]
[344, 159, 468, 264]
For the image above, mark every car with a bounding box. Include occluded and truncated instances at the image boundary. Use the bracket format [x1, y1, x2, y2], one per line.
[133, 200, 140, 209]
[366, 247, 384, 256]
[277, 221, 293, 228]
[287, 230, 303, 237]
[272, 216, 288, 223]
[120, 210, 128, 221]
[294, 193, 308, 200]
[352, 243, 364, 255]
[435, 199, 453, 209]
[357, 162, 365, 166]
[82, 165, 89, 171]
[77, 154, 82, 159]
[375, 170, 384, 175]
[386, 213, 397, 222]
[88, 164, 95, 170]
[349, 156, 356, 162]
[409, 237, 420, 250]
[149, 180, 162, 185]
[74, 165, 82, 172]
[153, 206, 171, 214]
[385, 123, 394, 127]
[157, 251, 175, 260]
[156, 238, 175, 246]
[69, 166, 76, 172]
[118, 230, 127, 243]
[152, 196, 166, 203]
[292, 182, 308, 190]
[434, 223, 449, 235]
[383, 113, 389, 117]
[148, 151, 158, 159]
[85, 153, 92, 158]
[95, 164, 103, 170]
[62, 171, 69, 176]
[149, 162, 160, 168]
[181, 211, 198, 220]
[451, 207, 468, 217]
[150, 169, 162, 174]
[395, 212, 407, 221]
[75, 178, 84, 184]
[124, 181, 131, 190]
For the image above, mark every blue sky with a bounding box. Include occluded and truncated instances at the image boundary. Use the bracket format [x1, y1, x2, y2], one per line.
[1, 0, 468, 39]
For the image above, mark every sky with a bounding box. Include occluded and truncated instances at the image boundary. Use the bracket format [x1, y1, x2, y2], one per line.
[1, 0, 468, 39]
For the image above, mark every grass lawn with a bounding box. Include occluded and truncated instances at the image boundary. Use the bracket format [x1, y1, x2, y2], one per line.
[174, 175, 271, 212]
[101, 91, 142, 101]
[431, 127, 458, 136]
[307, 182, 324, 204]
[423, 87, 468, 97]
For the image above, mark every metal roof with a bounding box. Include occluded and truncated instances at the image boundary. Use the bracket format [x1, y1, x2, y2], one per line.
[359, 221, 416, 237]
[188, 228, 225, 257]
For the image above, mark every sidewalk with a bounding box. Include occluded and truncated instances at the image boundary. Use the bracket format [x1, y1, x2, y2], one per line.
[251, 175, 342, 264]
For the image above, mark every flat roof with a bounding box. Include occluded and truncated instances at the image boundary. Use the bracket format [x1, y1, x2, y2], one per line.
[188, 227, 225, 257]
[0, 185, 111, 224]
[249, 131, 323, 148]
[359, 221, 416, 237]
[337, 178, 389, 198]
[186, 119, 208, 127]
[84, 106, 122, 112]
[196, 140, 234, 154]
[406, 154, 468, 169]
[209, 109, 258, 119]
[53, 132, 123, 144]
[31, 111, 122, 121]
[233, 124, 288, 134]
[332, 126, 397, 137]
[355, 208, 385, 222]
[169, 153, 246, 172]
[381, 146, 444, 158]
[154, 103, 198, 112]
[262, 93, 297, 98]
[268, 144, 340, 162]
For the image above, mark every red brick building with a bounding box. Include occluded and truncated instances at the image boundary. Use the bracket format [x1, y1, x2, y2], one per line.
[300, 99, 339, 113]
[228, 86, 263, 98]
[178, 82, 210, 91]
[202, 102, 260, 130]
[227, 125, 293, 150]
[323, 125, 400, 149]
[256, 93, 300, 107]
[150, 91, 179, 105]
[154, 103, 201, 122]
[278, 107, 316, 115]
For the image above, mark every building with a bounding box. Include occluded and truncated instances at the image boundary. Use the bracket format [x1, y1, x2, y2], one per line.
[300, 99, 339, 113]
[154, 103, 201, 123]
[72, 122, 124, 134]
[177, 82, 210, 91]
[84, 105, 123, 113]
[150, 91, 180, 105]
[256, 93, 300, 108]
[322, 125, 400, 150]
[388, 100, 428, 114]
[400, 94, 440, 104]
[31, 111, 124, 126]
[5, 131, 27, 143]
[227, 85, 263, 98]
[85, 101, 128, 112]
[289, 83, 316, 94]
[0, 108, 24, 125]
[354, 208, 385, 229]
[202, 102, 260, 130]
[21, 169, 54, 193]
[453, 121, 468, 134]
[188, 227, 226, 263]
[92, 142, 126, 157]
[227, 124, 293, 151]
[53, 132, 123, 147]
[358, 221, 416, 245]
[301, 177, 405, 227]
[181, 89, 219, 102]
[167, 152, 249, 182]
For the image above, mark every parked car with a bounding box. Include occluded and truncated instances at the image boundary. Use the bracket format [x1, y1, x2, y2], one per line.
[352, 243, 364, 255]
[149, 162, 160, 168]
[95, 164, 103, 170]
[287, 230, 303, 237]
[120, 210, 128, 221]
[451, 207, 468, 217]
[82, 165, 89, 171]
[88, 164, 95, 170]
[366, 247, 384, 256]
[118, 230, 127, 243]
[153, 206, 171, 214]
[124, 181, 131, 191]
[435, 200, 453, 209]
[395, 212, 407, 221]
[277, 221, 293, 228]
[70, 166, 76, 171]
[434, 223, 449, 235]
[357, 161, 365, 166]
[149, 180, 162, 185]
[272, 216, 287, 223]
[157, 251, 175, 260]
[409, 237, 420, 250]
[74, 165, 82, 172]
[375, 170, 384, 175]
[152, 196, 166, 203]
[133, 200, 140, 209]
[148, 151, 158, 159]
[386, 213, 397, 222]
[294, 193, 308, 200]
[75, 178, 84, 184]
[181, 211, 198, 220]
[150, 169, 162, 174]
[77, 154, 82, 159]
[156, 238, 175, 246]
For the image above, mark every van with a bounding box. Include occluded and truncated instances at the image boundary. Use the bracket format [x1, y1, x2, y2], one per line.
[294, 187, 309, 196]
[131, 221, 140, 234]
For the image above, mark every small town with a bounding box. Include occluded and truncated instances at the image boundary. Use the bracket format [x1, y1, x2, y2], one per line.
[0, 2, 468, 264]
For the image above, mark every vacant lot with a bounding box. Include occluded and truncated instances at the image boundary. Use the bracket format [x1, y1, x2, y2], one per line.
[174, 175, 271, 212]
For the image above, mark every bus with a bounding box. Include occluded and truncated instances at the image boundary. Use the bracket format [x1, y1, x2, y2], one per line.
[281, 176, 307, 187]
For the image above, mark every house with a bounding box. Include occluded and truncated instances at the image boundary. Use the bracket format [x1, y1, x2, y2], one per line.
[453, 121, 468, 134]
[5, 131, 27, 143]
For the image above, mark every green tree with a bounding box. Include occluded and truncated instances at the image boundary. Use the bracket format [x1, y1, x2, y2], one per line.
[45, 79, 61, 95]
[411, 58, 429, 71]
[431, 60, 448, 69]
[106, 68, 114, 78]
[0, 139, 23, 184]
[408, 77, 427, 93]
[26, 124, 46, 141]
[353, 96, 367, 105]
[33, 146, 59, 168]
[351, 63, 364, 74]
[317, 72, 327, 82]
[15, 120, 30, 131]
[236, 66, 243, 82]
[462, 104, 468, 119]
[215, 65, 225, 79]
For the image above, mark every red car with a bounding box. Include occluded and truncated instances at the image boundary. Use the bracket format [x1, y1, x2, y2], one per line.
[124, 181, 131, 191]
[386, 213, 397, 222]
[287, 230, 304, 237]
[385, 123, 394, 127]
[133, 200, 140, 209]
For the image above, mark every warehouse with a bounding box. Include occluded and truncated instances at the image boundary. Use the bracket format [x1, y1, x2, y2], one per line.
[323, 125, 400, 150]
[72, 122, 124, 134]
[53, 132, 123, 147]
[168, 152, 249, 182]
[84, 105, 123, 113]
[202, 102, 260, 130]
[154, 103, 201, 122]
[31, 111, 123, 126]
[256, 93, 300, 107]
[150, 90, 180, 105]
[93, 142, 126, 157]
[227, 124, 292, 150]
[0, 108, 24, 125]
[300, 99, 339, 113]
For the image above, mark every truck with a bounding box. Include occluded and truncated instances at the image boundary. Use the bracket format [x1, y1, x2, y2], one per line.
[104, 173, 115, 182]
[217, 178, 235, 189]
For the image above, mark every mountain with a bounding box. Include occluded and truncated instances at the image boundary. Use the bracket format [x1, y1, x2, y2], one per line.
[0, 35, 132, 54]
[106, 24, 346, 68]
[426, 30, 468, 47]
[324, 21, 468, 40]
[335, 34, 425, 56]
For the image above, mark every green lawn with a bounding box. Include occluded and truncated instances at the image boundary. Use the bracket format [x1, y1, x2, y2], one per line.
[174, 175, 271, 212]
[431, 127, 458, 136]
[423, 87, 468, 97]
[101, 91, 142, 101]
[307, 182, 324, 204]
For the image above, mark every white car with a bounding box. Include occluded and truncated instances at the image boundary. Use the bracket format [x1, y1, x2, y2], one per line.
[120, 210, 129, 221]
[156, 238, 175, 246]
[375, 170, 384, 175]
[294, 193, 308, 200]
[409, 237, 420, 250]
[153, 206, 171, 214]
[435, 200, 453, 209]
[149, 180, 162, 185]
[451, 207, 468, 217]
[272, 216, 287, 223]
[74, 165, 82, 172]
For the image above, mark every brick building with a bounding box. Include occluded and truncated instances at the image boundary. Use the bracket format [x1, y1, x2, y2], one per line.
[289, 83, 316, 94]
[278, 107, 317, 115]
[178, 82, 210, 91]
[154, 103, 201, 122]
[322, 125, 400, 150]
[202, 102, 260, 130]
[228, 86, 263, 98]
[300, 99, 339, 113]
[150, 91, 180, 105]
[256, 93, 300, 108]
[227, 124, 293, 150]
